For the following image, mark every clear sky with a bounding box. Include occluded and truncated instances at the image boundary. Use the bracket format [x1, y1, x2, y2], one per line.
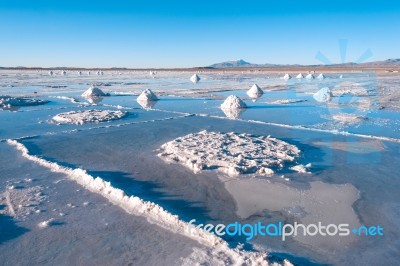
[0, 0, 399, 68]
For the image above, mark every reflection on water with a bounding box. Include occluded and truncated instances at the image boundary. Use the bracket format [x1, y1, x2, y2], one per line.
[220, 107, 246, 119]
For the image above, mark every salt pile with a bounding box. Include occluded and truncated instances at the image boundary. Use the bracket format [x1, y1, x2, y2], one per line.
[317, 73, 325, 80]
[190, 74, 200, 83]
[313, 87, 333, 103]
[157, 130, 302, 176]
[52, 110, 127, 125]
[305, 73, 314, 80]
[221, 95, 247, 110]
[81, 86, 109, 98]
[137, 89, 158, 102]
[0, 96, 49, 110]
[296, 73, 304, 79]
[246, 84, 264, 98]
[48, 71, 53, 76]
[282, 73, 291, 80]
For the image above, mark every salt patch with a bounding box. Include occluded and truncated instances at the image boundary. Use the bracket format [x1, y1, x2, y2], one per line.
[0, 96, 49, 110]
[52, 110, 127, 125]
[270, 99, 306, 104]
[331, 113, 366, 124]
[157, 130, 302, 176]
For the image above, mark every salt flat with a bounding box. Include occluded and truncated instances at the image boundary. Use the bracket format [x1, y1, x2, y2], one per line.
[1, 69, 399, 265]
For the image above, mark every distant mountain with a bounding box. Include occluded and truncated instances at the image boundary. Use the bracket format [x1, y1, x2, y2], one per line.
[360, 58, 400, 66]
[208, 58, 400, 68]
[209, 59, 258, 68]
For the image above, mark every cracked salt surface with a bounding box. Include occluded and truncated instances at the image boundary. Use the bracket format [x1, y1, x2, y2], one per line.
[157, 130, 304, 176]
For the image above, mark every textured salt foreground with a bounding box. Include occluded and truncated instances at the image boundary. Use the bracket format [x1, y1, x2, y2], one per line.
[6, 139, 291, 266]
[157, 130, 303, 176]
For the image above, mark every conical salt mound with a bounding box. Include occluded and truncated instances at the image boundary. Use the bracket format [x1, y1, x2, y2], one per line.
[247, 84, 264, 98]
[137, 89, 158, 102]
[296, 73, 303, 79]
[190, 74, 200, 83]
[82, 86, 107, 97]
[283, 73, 291, 80]
[221, 95, 247, 110]
[317, 73, 325, 80]
[313, 87, 333, 103]
[305, 73, 314, 80]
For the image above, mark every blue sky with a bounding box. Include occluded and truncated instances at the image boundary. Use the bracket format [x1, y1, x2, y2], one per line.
[0, 0, 399, 68]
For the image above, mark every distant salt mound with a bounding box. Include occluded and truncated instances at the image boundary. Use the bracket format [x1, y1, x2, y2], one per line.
[305, 74, 314, 80]
[296, 73, 304, 79]
[52, 110, 127, 125]
[81, 86, 109, 98]
[317, 73, 325, 80]
[48, 71, 53, 76]
[246, 84, 263, 98]
[0, 96, 49, 110]
[313, 87, 333, 103]
[282, 73, 292, 80]
[137, 89, 158, 102]
[190, 74, 200, 83]
[221, 95, 247, 110]
[157, 130, 301, 176]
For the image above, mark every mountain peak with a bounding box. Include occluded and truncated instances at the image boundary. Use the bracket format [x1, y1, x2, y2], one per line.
[209, 59, 254, 68]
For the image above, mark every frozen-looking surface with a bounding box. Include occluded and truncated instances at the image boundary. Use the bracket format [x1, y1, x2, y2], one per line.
[157, 130, 302, 176]
[1, 69, 400, 266]
[52, 110, 127, 124]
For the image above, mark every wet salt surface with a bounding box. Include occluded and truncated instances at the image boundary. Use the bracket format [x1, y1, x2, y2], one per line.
[1, 70, 400, 265]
